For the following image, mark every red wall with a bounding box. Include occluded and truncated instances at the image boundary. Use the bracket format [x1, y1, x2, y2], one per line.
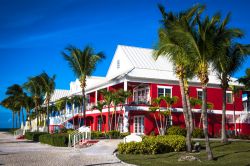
[150, 83, 243, 111]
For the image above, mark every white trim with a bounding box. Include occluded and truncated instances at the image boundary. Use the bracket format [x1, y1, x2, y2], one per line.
[226, 91, 233, 93]
[196, 88, 202, 91]
[157, 85, 173, 89]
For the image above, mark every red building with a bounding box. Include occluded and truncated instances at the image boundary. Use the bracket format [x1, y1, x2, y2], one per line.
[49, 45, 250, 136]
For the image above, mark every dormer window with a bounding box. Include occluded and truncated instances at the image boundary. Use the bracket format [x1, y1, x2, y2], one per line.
[117, 60, 120, 69]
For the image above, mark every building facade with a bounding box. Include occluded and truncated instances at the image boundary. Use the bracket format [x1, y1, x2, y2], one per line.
[49, 45, 250, 136]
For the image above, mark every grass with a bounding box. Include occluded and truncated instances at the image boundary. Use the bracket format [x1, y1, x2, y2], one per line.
[117, 141, 250, 166]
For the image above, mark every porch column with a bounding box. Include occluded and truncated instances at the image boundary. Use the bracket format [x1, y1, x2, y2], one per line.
[123, 108, 129, 132]
[95, 90, 98, 104]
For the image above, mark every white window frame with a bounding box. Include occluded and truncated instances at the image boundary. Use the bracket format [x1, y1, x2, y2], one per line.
[197, 88, 202, 100]
[134, 115, 144, 134]
[157, 85, 172, 97]
[97, 117, 102, 131]
[118, 116, 123, 132]
[226, 91, 233, 104]
[133, 86, 150, 104]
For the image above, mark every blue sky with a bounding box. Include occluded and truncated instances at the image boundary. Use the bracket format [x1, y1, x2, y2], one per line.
[1, 0, 250, 128]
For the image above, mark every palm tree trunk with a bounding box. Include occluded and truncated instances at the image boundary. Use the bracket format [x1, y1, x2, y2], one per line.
[202, 86, 213, 160]
[47, 102, 50, 133]
[108, 107, 111, 131]
[36, 107, 38, 132]
[82, 87, 86, 126]
[21, 107, 25, 127]
[179, 78, 192, 152]
[186, 93, 194, 133]
[114, 106, 117, 131]
[184, 78, 194, 133]
[15, 112, 18, 128]
[221, 87, 228, 143]
[12, 111, 14, 129]
[18, 111, 21, 128]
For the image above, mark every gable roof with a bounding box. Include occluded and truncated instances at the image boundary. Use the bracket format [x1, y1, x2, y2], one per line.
[106, 45, 241, 86]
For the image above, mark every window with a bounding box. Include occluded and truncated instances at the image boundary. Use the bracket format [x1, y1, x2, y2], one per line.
[133, 86, 150, 104]
[117, 60, 120, 69]
[134, 116, 144, 134]
[118, 117, 123, 132]
[226, 91, 233, 104]
[197, 89, 202, 100]
[157, 86, 172, 97]
[166, 115, 172, 126]
[97, 117, 102, 131]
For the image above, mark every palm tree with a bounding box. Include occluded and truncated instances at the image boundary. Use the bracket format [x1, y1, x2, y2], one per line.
[115, 89, 132, 131]
[38, 72, 56, 132]
[92, 101, 106, 132]
[24, 76, 45, 131]
[23, 95, 35, 129]
[239, 68, 250, 112]
[4, 84, 27, 128]
[1, 96, 17, 129]
[100, 89, 113, 131]
[155, 4, 203, 152]
[210, 12, 250, 143]
[62, 45, 105, 126]
[214, 44, 250, 143]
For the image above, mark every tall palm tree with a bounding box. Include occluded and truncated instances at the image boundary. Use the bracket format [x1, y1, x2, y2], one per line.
[100, 89, 113, 131]
[115, 89, 132, 131]
[4, 84, 27, 128]
[38, 72, 56, 132]
[1, 96, 18, 129]
[23, 95, 35, 129]
[92, 101, 106, 132]
[211, 12, 250, 143]
[24, 76, 45, 131]
[62, 45, 105, 126]
[214, 43, 250, 143]
[155, 4, 203, 152]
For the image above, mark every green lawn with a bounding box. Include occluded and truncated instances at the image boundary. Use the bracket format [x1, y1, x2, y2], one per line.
[117, 141, 250, 166]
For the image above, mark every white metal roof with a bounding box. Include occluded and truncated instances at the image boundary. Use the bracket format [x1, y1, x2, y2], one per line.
[50, 89, 70, 103]
[69, 45, 243, 95]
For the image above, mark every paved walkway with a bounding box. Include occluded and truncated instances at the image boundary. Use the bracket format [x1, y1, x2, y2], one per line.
[0, 132, 133, 166]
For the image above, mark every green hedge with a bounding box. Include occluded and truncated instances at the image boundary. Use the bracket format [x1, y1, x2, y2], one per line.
[167, 126, 186, 136]
[39, 133, 69, 147]
[25, 132, 48, 142]
[91, 131, 105, 139]
[118, 135, 186, 154]
[107, 130, 120, 139]
[192, 128, 204, 138]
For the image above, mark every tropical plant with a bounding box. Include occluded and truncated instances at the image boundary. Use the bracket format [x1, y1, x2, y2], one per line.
[1, 96, 18, 129]
[100, 89, 113, 131]
[115, 89, 132, 131]
[239, 68, 250, 112]
[62, 45, 105, 126]
[149, 96, 178, 135]
[155, 4, 203, 152]
[92, 101, 106, 132]
[24, 76, 45, 131]
[211, 12, 250, 143]
[38, 72, 56, 132]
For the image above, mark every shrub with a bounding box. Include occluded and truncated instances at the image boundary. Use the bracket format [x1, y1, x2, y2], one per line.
[192, 128, 204, 138]
[25, 132, 47, 142]
[118, 135, 185, 154]
[60, 127, 67, 133]
[39, 133, 69, 147]
[107, 130, 120, 139]
[66, 129, 75, 134]
[91, 131, 105, 139]
[120, 132, 130, 138]
[167, 126, 186, 136]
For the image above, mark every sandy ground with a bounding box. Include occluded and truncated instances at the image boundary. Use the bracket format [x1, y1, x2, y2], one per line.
[0, 132, 133, 166]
